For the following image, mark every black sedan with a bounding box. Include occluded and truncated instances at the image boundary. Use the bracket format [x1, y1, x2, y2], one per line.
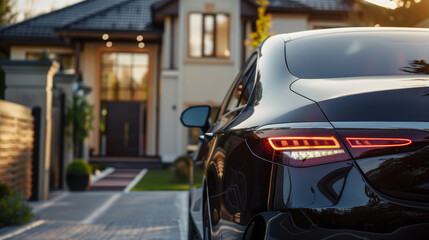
[181, 27, 429, 240]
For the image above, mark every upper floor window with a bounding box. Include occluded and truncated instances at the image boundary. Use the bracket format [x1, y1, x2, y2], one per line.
[188, 13, 230, 58]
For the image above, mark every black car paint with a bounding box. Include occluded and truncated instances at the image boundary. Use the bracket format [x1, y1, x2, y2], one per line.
[290, 77, 429, 122]
[201, 35, 331, 239]
[187, 29, 429, 240]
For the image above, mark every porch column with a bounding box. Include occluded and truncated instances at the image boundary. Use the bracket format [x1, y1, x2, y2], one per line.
[1, 60, 59, 200]
[54, 73, 78, 189]
[160, 70, 181, 163]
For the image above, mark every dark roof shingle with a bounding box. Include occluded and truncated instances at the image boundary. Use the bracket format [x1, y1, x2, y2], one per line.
[269, 0, 309, 9]
[0, 0, 162, 44]
[61, 0, 161, 32]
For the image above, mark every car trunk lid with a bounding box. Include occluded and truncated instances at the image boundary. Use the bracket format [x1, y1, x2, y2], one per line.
[291, 76, 429, 202]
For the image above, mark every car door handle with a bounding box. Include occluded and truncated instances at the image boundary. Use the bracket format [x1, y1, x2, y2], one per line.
[199, 132, 214, 141]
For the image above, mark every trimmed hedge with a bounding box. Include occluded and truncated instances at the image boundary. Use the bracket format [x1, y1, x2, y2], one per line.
[66, 159, 91, 175]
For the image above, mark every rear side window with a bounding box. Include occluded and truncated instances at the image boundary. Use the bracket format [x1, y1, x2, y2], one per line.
[285, 31, 429, 79]
[225, 61, 256, 113]
[223, 54, 257, 114]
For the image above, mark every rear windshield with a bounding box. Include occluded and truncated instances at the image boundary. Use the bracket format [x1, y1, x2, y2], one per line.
[285, 31, 429, 79]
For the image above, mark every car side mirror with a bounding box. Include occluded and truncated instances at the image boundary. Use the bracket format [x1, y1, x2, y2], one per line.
[180, 105, 211, 132]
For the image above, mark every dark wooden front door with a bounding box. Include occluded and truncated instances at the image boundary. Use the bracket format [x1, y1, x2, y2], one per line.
[105, 101, 144, 156]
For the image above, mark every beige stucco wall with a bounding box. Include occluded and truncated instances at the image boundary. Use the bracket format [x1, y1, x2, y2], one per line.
[308, 20, 349, 29]
[180, 0, 241, 104]
[183, 62, 235, 103]
[270, 14, 350, 34]
[171, 0, 242, 160]
[271, 14, 308, 35]
[159, 70, 180, 162]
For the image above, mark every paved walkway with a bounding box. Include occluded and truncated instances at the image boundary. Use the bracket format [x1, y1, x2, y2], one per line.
[90, 169, 144, 191]
[0, 191, 188, 240]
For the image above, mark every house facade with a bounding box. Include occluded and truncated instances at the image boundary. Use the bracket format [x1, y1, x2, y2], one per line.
[0, 0, 354, 163]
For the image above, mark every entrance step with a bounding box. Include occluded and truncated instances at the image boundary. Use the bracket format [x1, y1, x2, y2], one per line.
[90, 156, 163, 169]
[90, 169, 142, 191]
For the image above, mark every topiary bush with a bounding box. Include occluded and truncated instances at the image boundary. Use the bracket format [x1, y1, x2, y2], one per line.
[66, 159, 92, 175]
[172, 155, 192, 183]
[66, 159, 91, 191]
[0, 183, 32, 228]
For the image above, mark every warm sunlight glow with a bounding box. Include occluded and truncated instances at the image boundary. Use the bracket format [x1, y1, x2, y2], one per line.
[405, 1, 412, 8]
[364, 0, 422, 9]
[364, 0, 398, 9]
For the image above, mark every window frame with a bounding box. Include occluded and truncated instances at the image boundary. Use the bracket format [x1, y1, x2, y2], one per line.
[188, 12, 231, 59]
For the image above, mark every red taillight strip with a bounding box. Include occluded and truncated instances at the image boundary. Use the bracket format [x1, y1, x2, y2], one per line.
[345, 137, 412, 148]
[267, 136, 340, 150]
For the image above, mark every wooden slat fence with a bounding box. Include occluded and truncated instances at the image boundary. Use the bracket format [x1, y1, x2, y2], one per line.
[0, 100, 34, 198]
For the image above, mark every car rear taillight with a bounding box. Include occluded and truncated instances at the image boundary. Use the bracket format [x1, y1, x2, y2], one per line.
[247, 127, 427, 167]
[247, 129, 351, 167]
[337, 129, 426, 159]
[268, 136, 340, 150]
[345, 137, 412, 148]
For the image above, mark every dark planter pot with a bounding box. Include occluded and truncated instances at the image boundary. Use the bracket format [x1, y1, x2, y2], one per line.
[66, 173, 90, 191]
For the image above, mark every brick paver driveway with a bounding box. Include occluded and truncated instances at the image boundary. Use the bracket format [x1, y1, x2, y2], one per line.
[0, 191, 188, 240]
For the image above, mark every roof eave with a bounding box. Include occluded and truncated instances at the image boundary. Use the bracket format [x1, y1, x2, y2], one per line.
[55, 28, 163, 41]
[0, 36, 70, 47]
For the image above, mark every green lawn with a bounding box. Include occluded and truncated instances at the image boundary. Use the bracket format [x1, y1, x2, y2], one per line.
[131, 168, 204, 191]
[90, 163, 107, 174]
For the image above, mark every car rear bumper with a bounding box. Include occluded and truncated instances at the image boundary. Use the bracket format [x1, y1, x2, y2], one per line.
[263, 211, 429, 239]
[266, 164, 429, 239]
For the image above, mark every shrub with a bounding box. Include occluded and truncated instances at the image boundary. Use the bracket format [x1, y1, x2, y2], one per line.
[65, 95, 94, 157]
[66, 159, 91, 175]
[172, 155, 192, 183]
[0, 183, 32, 228]
[0, 182, 13, 199]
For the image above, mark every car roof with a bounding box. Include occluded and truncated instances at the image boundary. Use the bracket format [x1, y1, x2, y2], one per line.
[279, 27, 429, 42]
